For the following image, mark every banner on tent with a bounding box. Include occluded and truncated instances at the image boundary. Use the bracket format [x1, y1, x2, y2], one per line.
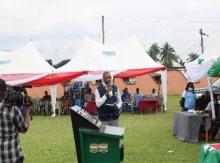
[102, 51, 116, 56]
[0, 60, 10, 65]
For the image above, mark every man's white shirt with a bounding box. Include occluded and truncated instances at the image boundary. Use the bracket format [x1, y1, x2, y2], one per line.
[95, 83, 122, 108]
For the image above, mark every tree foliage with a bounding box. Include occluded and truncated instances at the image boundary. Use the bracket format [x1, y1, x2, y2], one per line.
[147, 43, 160, 62]
[187, 52, 199, 62]
[160, 42, 177, 67]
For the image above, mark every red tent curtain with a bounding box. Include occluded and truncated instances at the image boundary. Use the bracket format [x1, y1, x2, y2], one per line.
[114, 67, 166, 78]
[27, 71, 86, 87]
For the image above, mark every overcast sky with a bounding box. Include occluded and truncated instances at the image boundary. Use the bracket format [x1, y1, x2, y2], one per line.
[0, 0, 220, 63]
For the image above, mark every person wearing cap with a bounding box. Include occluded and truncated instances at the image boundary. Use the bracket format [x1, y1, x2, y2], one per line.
[95, 71, 122, 126]
[0, 79, 31, 163]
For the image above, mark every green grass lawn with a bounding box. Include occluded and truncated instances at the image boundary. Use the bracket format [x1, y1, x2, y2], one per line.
[21, 96, 204, 163]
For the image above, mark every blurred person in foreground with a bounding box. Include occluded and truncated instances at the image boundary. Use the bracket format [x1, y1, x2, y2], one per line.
[0, 79, 31, 163]
[198, 91, 210, 111]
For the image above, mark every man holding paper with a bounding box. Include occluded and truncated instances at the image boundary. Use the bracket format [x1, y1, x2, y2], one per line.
[95, 71, 122, 126]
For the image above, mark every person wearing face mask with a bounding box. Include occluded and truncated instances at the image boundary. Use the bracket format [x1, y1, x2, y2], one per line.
[181, 82, 196, 111]
[205, 94, 220, 140]
[95, 71, 122, 126]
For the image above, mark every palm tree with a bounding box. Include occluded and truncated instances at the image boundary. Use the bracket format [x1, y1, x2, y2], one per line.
[160, 42, 177, 67]
[187, 52, 199, 62]
[147, 43, 160, 62]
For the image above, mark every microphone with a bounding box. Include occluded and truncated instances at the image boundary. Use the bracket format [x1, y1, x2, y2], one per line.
[106, 84, 113, 97]
[106, 84, 112, 88]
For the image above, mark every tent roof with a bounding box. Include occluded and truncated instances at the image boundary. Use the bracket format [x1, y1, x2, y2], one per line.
[0, 42, 55, 85]
[55, 37, 165, 73]
[0, 42, 54, 74]
[0, 42, 85, 86]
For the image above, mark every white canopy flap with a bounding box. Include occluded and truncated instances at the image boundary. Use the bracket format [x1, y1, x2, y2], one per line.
[0, 42, 54, 74]
[185, 52, 219, 81]
[74, 70, 123, 81]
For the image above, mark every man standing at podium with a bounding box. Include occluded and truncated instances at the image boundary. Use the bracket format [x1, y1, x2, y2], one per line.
[95, 71, 122, 126]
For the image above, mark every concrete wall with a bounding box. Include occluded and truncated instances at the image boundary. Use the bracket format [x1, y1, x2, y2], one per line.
[114, 75, 159, 95]
[167, 70, 187, 95]
[26, 84, 65, 99]
[166, 70, 210, 95]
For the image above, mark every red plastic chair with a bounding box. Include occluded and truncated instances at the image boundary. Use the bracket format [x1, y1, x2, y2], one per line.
[85, 101, 97, 114]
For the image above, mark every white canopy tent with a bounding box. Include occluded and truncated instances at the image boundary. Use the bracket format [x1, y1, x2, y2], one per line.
[0, 42, 55, 85]
[0, 42, 59, 116]
[56, 37, 165, 72]
[55, 37, 168, 110]
[185, 53, 218, 82]
[185, 53, 220, 118]
[0, 37, 168, 115]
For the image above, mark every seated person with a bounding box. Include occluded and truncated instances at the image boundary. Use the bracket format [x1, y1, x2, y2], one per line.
[150, 88, 158, 98]
[121, 88, 132, 112]
[197, 91, 210, 111]
[205, 94, 220, 140]
[43, 91, 51, 102]
[61, 91, 73, 114]
[133, 88, 142, 112]
[41, 91, 52, 115]
[84, 88, 95, 108]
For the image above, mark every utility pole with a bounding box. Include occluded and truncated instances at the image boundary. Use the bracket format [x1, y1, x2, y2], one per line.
[102, 16, 105, 44]
[200, 29, 213, 124]
[199, 28, 209, 54]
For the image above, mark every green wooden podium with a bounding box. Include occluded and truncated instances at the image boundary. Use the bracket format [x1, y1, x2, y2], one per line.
[79, 125, 125, 163]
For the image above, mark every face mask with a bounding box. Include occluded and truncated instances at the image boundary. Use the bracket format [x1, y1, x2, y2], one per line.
[188, 88, 193, 91]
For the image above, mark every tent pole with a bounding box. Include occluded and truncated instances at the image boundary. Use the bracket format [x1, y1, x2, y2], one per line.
[102, 16, 105, 44]
[208, 77, 215, 119]
[50, 85, 57, 117]
[112, 77, 115, 85]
